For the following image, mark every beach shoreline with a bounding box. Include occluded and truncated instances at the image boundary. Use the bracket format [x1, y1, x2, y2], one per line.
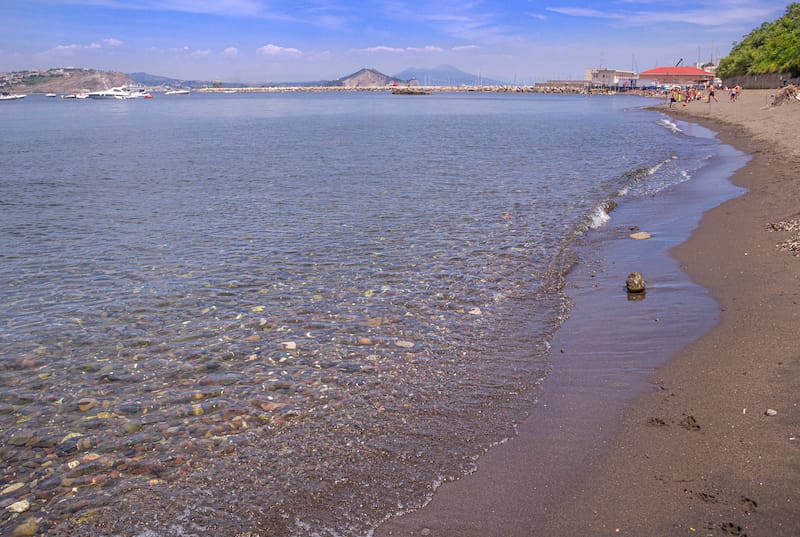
[376, 89, 800, 536]
[566, 90, 800, 536]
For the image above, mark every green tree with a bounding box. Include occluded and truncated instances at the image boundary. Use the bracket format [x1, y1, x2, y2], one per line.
[717, 3, 800, 77]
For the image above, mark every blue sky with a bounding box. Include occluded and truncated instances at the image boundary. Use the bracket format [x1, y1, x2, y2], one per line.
[0, 0, 790, 83]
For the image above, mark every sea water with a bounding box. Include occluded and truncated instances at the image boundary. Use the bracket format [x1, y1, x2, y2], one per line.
[1, 92, 728, 535]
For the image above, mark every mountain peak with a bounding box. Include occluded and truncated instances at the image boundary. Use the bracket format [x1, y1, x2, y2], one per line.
[336, 68, 406, 87]
[393, 65, 506, 86]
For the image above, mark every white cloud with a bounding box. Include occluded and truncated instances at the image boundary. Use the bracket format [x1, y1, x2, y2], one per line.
[452, 45, 480, 52]
[41, 37, 123, 57]
[223, 47, 239, 57]
[382, 2, 511, 43]
[359, 45, 406, 53]
[257, 44, 303, 57]
[57, 0, 266, 17]
[161, 0, 263, 16]
[545, 2, 784, 27]
[409, 45, 444, 53]
[545, 7, 623, 19]
[356, 45, 445, 53]
[52, 43, 100, 54]
[191, 49, 213, 57]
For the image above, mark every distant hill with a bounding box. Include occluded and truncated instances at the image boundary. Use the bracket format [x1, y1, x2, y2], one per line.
[131, 68, 409, 89]
[333, 68, 408, 87]
[130, 72, 197, 89]
[0, 68, 133, 93]
[1, 66, 492, 93]
[393, 65, 507, 86]
[129, 72, 179, 87]
[128, 72, 251, 89]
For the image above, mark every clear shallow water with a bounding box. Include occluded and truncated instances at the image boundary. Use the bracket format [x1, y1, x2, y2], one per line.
[1, 92, 724, 535]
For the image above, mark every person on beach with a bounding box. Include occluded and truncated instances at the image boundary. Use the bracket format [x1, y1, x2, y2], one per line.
[707, 83, 718, 102]
[669, 88, 677, 108]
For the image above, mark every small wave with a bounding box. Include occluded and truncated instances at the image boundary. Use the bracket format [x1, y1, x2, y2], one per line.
[571, 199, 618, 234]
[585, 152, 676, 232]
[647, 157, 671, 177]
[657, 117, 683, 134]
[617, 155, 676, 196]
[588, 201, 614, 229]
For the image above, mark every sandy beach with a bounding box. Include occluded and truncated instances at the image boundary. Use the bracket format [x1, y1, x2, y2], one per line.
[376, 88, 800, 536]
[567, 89, 800, 536]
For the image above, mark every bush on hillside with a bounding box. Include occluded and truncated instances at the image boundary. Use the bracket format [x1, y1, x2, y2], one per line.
[717, 3, 800, 78]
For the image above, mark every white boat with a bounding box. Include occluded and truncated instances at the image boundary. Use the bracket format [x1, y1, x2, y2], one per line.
[46, 93, 57, 98]
[165, 89, 190, 95]
[124, 85, 153, 99]
[86, 86, 133, 100]
[0, 93, 26, 100]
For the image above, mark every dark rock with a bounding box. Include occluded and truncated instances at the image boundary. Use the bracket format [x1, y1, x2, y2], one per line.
[37, 475, 62, 491]
[57, 435, 88, 456]
[626, 272, 646, 293]
[116, 403, 143, 415]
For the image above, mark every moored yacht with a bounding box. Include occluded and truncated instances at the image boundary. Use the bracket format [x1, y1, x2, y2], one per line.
[0, 93, 26, 100]
[124, 85, 153, 98]
[86, 86, 133, 99]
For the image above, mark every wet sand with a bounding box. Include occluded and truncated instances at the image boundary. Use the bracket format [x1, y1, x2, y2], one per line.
[376, 89, 800, 536]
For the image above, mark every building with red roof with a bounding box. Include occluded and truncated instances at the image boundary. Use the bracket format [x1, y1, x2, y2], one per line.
[639, 66, 714, 86]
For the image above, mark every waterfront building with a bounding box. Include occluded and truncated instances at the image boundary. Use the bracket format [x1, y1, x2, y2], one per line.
[638, 66, 714, 87]
[585, 68, 639, 88]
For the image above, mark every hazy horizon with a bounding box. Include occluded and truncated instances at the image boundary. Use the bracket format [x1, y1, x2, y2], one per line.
[0, 1, 791, 84]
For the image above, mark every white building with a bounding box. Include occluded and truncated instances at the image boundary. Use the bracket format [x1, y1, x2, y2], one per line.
[585, 68, 639, 88]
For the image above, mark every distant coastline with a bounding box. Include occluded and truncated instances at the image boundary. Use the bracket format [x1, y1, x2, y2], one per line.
[2, 66, 653, 96]
[196, 85, 639, 95]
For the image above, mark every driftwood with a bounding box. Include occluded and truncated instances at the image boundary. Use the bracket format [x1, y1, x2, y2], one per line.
[770, 84, 799, 106]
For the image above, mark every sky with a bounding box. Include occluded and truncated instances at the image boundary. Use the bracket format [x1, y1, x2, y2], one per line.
[0, 0, 791, 84]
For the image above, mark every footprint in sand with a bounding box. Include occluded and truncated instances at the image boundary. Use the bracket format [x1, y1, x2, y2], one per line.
[679, 414, 701, 430]
[718, 521, 747, 536]
[646, 417, 668, 427]
[740, 495, 758, 513]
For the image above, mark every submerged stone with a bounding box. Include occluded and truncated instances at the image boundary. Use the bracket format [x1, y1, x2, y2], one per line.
[1, 483, 25, 496]
[74, 398, 98, 412]
[6, 499, 30, 513]
[12, 517, 38, 537]
[630, 231, 651, 240]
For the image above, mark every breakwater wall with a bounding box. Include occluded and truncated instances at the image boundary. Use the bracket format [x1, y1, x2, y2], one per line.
[721, 73, 799, 89]
[197, 85, 626, 95]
